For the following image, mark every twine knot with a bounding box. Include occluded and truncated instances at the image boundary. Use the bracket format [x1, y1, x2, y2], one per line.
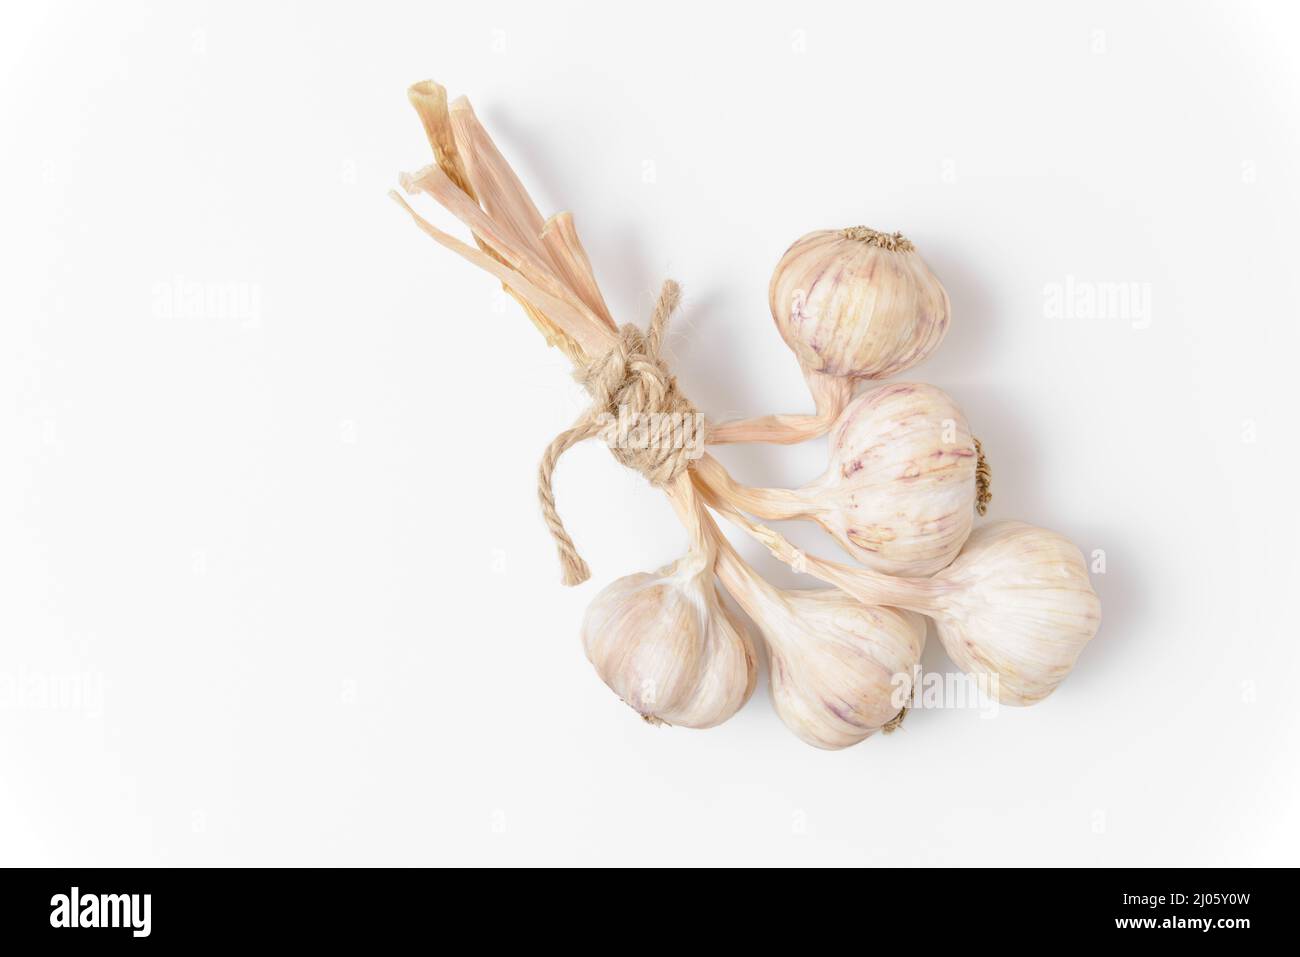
[538, 280, 705, 585]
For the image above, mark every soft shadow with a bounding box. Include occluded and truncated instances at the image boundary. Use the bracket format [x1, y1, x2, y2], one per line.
[1054, 522, 1146, 702]
[906, 240, 1001, 383]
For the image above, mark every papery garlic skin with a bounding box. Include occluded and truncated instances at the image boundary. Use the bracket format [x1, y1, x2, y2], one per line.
[810, 382, 976, 576]
[770, 227, 950, 380]
[930, 521, 1101, 706]
[581, 557, 757, 728]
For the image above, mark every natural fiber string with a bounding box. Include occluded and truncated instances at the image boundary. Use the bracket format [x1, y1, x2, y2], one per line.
[974, 437, 992, 516]
[537, 280, 705, 585]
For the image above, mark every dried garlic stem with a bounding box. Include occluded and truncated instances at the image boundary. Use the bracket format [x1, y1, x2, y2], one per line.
[400, 162, 613, 353]
[407, 82, 475, 196]
[389, 191, 615, 359]
[694, 478, 940, 609]
[405, 81, 586, 362]
[541, 211, 616, 330]
[663, 472, 715, 562]
[446, 97, 617, 335]
[663, 477, 757, 602]
[692, 453, 806, 521]
[707, 369, 852, 445]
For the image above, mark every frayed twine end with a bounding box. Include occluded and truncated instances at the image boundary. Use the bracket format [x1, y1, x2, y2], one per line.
[559, 553, 591, 587]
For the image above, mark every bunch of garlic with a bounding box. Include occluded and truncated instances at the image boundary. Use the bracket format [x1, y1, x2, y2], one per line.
[395, 79, 1103, 750]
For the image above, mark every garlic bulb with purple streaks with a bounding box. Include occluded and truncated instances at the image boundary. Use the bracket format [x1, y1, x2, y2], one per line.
[713, 537, 925, 750]
[698, 382, 979, 576]
[770, 227, 950, 380]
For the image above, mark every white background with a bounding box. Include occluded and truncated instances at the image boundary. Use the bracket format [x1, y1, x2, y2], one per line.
[3, 0, 1298, 866]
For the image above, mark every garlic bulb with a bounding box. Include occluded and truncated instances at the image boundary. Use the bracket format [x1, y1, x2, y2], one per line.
[770, 227, 950, 379]
[713, 536, 925, 750]
[731, 515, 1101, 706]
[582, 554, 757, 728]
[698, 382, 978, 576]
[921, 522, 1101, 705]
[582, 477, 759, 729]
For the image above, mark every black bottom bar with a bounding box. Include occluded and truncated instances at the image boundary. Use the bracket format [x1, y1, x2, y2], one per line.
[0, 867, 1287, 944]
